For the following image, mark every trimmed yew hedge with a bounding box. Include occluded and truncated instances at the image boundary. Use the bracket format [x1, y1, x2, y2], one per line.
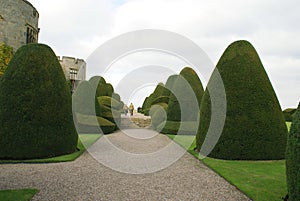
[286, 103, 300, 201]
[196, 40, 288, 160]
[167, 67, 204, 122]
[0, 43, 78, 159]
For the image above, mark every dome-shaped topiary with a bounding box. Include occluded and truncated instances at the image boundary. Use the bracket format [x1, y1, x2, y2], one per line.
[142, 83, 165, 115]
[167, 67, 204, 122]
[73, 81, 95, 115]
[196, 40, 288, 160]
[0, 43, 78, 159]
[286, 103, 300, 201]
[161, 74, 178, 97]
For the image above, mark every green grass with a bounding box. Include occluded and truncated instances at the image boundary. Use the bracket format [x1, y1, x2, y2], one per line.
[167, 134, 288, 201]
[0, 189, 38, 201]
[0, 134, 100, 163]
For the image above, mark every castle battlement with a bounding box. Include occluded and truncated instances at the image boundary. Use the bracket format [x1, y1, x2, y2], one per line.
[58, 56, 86, 81]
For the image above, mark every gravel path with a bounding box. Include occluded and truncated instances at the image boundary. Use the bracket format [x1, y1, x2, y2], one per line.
[0, 114, 250, 201]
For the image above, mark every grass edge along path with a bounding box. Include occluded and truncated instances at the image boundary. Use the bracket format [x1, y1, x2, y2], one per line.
[167, 134, 287, 201]
[0, 189, 38, 201]
[0, 134, 100, 163]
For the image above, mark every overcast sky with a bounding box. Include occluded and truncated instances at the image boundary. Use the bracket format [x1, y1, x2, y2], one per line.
[29, 0, 299, 109]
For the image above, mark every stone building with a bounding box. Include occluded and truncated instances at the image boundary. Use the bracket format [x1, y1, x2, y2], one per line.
[58, 56, 86, 91]
[0, 0, 39, 51]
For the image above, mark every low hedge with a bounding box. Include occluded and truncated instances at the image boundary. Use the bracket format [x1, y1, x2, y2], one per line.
[98, 96, 123, 110]
[76, 113, 116, 134]
[159, 121, 198, 135]
[286, 103, 300, 201]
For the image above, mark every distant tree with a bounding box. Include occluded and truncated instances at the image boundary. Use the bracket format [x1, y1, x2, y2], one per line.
[0, 43, 14, 74]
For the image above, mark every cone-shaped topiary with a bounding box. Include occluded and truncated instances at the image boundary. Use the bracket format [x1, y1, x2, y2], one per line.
[196, 40, 288, 160]
[286, 103, 300, 201]
[0, 43, 78, 159]
[283, 108, 297, 122]
[167, 67, 204, 122]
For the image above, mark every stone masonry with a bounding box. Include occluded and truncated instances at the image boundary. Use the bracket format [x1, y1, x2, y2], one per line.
[0, 0, 39, 51]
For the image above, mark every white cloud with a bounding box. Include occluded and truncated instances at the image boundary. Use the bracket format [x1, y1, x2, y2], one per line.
[28, 0, 300, 108]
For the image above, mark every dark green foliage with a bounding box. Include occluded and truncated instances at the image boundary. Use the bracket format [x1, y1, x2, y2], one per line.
[196, 40, 288, 160]
[141, 96, 149, 114]
[97, 99, 121, 129]
[73, 81, 95, 115]
[159, 121, 198, 135]
[151, 96, 169, 106]
[167, 67, 204, 122]
[89, 76, 111, 97]
[142, 83, 165, 115]
[105, 83, 114, 97]
[283, 108, 297, 122]
[286, 103, 300, 201]
[76, 113, 115, 134]
[161, 74, 178, 97]
[0, 43, 78, 159]
[98, 96, 123, 111]
[149, 103, 168, 130]
[112, 93, 121, 102]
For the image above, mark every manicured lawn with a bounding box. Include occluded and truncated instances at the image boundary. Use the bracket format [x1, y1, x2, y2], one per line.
[0, 134, 100, 163]
[0, 189, 38, 201]
[168, 134, 288, 201]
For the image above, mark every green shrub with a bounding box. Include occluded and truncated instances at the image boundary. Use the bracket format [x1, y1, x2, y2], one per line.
[98, 96, 123, 111]
[89, 76, 109, 97]
[112, 93, 121, 102]
[196, 40, 288, 160]
[161, 74, 178, 97]
[142, 83, 165, 115]
[283, 108, 297, 122]
[159, 121, 198, 135]
[150, 105, 167, 130]
[0, 43, 78, 159]
[167, 67, 204, 122]
[73, 81, 95, 115]
[98, 103, 121, 128]
[286, 103, 300, 201]
[151, 96, 169, 106]
[75, 113, 115, 134]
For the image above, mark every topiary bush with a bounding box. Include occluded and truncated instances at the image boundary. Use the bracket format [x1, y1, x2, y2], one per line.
[0, 43, 78, 159]
[150, 104, 168, 130]
[283, 108, 297, 122]
[286, 103, 300, 201]
[167, 67, 204, 122]
[75, 113, 116, 134]
[142, 83, 165, 115]
[73, 81, 95, 115]
[196, 40, 288, 160]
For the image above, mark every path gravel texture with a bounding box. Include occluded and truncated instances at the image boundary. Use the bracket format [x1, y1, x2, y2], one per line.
[0, 113, 251, 201]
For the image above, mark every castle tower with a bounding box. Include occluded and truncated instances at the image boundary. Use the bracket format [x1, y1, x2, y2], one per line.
[58, 56, 86, 92]
[0, 0, 39, 51]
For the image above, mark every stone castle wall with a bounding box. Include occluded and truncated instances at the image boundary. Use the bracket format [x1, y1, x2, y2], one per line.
[58, 56, 86, 81]
[0, 0, 39, 51]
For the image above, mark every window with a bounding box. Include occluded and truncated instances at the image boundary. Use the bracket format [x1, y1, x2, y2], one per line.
[69, 68, 78, 80]
[26, 27, 37, 44]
